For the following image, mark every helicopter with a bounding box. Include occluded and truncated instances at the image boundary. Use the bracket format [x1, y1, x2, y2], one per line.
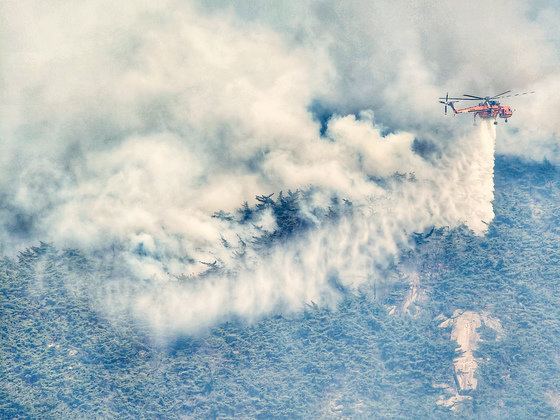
[439, 90, 534, 125]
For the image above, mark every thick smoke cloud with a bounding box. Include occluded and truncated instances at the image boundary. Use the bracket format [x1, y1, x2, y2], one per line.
[135, 121, 497, 334]
[0, 0, 556, 333]
[201, 0, 559, 159]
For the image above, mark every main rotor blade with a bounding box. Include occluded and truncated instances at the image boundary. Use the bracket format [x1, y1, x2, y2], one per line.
[439, 97, 476, 100]
[513, 91, 535, 96]
[496, 91, 535, 99]
[491, 90, 511, 98]
[462, 94, 484, 99]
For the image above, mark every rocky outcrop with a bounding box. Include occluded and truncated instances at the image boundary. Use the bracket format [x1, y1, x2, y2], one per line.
[436, 310, 502, 411]
[441, 310, 482, 390]
[387, 271, 426, 317]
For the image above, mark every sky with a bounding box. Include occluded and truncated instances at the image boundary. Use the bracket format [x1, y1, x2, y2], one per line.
[0, 0, 558, 334]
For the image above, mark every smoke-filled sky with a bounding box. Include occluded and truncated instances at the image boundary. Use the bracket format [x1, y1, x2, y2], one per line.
[1, 0, 558, 333]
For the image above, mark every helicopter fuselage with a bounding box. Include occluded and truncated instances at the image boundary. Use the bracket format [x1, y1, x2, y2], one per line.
[448, 101, 513, 121]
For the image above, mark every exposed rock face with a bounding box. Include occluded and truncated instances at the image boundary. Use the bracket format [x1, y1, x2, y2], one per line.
[436, 310, 502, 411]
[546, 391, 560, 412]
[436, 390, 472, 410]
[401, 272, 423, 316]
[387, 271, 425, 316]
[446, 310, 482, 390]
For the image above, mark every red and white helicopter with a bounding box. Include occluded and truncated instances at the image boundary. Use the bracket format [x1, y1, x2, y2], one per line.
[439, 90, 534, 124]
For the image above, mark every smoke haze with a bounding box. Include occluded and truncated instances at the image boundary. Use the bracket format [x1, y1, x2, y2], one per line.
[0, 0, 557, 333]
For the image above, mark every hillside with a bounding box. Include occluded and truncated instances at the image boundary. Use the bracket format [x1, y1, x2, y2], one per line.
[1, 156, 559, 418]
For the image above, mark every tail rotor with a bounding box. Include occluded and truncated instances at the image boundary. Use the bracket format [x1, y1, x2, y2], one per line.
[439, 92, 449, 115]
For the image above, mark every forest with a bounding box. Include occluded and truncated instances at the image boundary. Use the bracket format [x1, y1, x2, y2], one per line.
[1, 155, 559, 419]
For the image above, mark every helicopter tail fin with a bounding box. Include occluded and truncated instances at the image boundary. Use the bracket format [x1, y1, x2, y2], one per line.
[447, 101, 457, 114]
[439, 93, 458, 115]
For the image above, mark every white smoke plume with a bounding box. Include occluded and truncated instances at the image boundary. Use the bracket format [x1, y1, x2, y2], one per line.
[0, 0, 552, 333]
[132, 119, 496, 334]
[200, 1, 559, 160]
